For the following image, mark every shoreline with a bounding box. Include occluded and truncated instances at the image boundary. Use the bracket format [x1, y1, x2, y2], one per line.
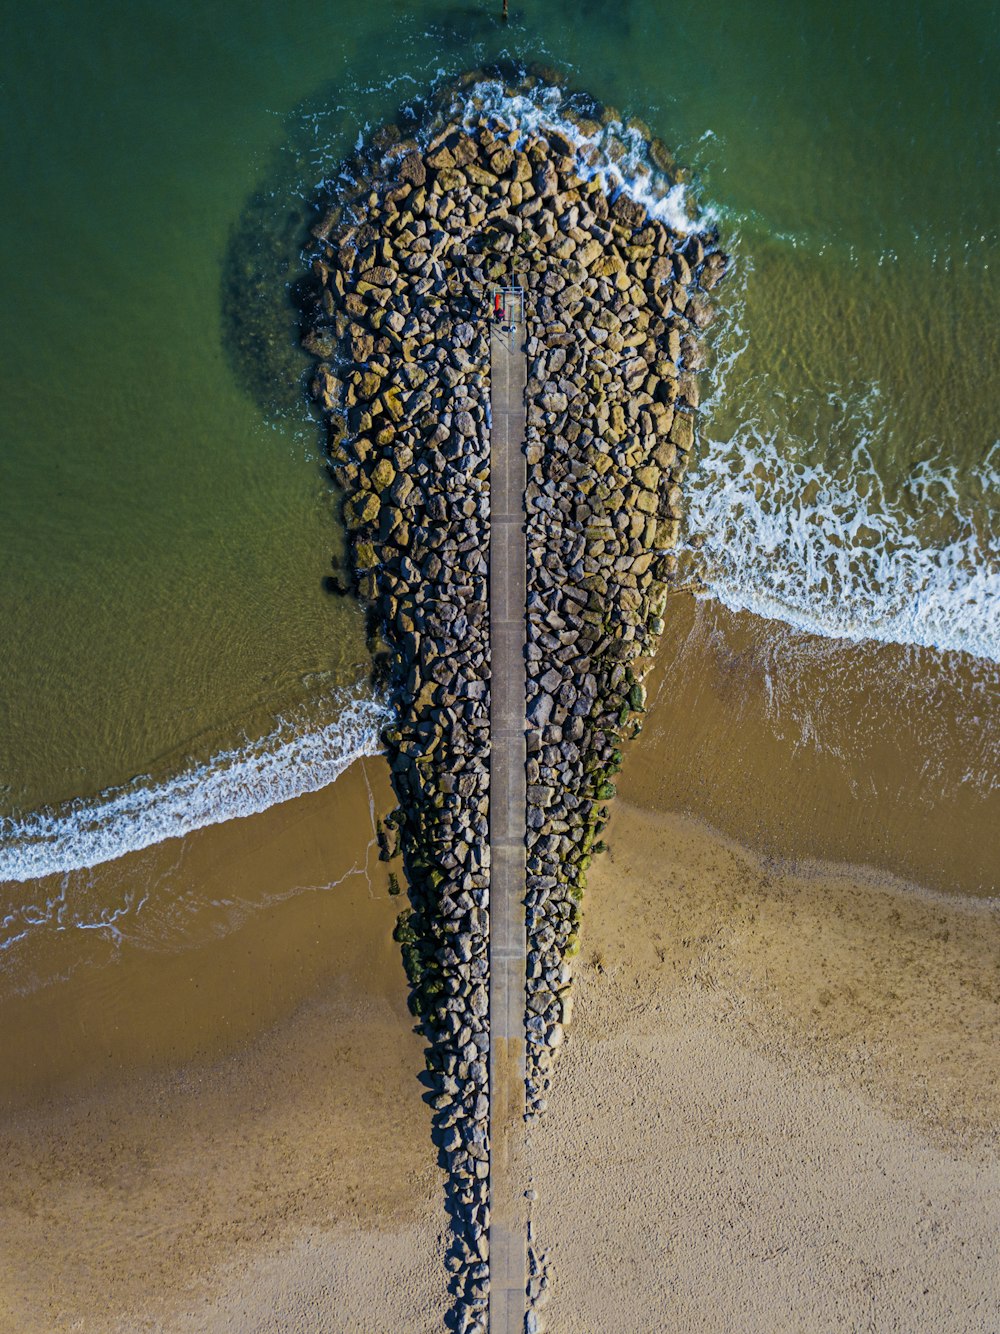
[622, 595, 1000, 899]
[0, 67, 995, 1328]
[3, 578, 995, 912]
[1, 793, 995, 1330]
[5, 576, 994, 923]
[3, 640, 992, 1112]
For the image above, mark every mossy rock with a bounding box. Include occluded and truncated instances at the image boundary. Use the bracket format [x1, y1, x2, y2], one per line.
[371, 457, 396, 492]
[346, 492, 380, 528]
[393, 908, 417, 946]
[357, 570, 379, 601]
[354, 539, 379, 570]
[383, 386, 405, 422]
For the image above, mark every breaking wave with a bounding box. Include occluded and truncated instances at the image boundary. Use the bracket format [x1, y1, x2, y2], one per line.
[449, 78, 712, 235]
[689, 425, 1000, 661]
[0, 691, 389, 885]
[684, 249, 1000, 663]
[310, 71, 714, 237]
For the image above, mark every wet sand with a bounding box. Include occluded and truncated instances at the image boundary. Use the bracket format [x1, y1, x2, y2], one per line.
[626, 596, 1000, 897]
[0, 759, 393, 1104]
[0, 760, 448, 1332]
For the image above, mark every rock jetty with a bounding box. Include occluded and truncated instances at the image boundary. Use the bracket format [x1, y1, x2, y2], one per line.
[301, 67, 726, 1331]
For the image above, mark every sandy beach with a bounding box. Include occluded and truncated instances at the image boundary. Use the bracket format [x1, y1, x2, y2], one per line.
[1, 773, 996, 1331]
[0, 761, 448, 1332]
[532, 801, 1000, 1331]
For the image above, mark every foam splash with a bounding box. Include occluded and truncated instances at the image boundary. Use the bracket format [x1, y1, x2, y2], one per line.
[453, 78, 714, 236]
[0, 691, 389, 886]
[681, 250, 1000, 663]
[688, 417, 1000, 661]
[310, 72, 711, 237]
[448, 79, 713, 235]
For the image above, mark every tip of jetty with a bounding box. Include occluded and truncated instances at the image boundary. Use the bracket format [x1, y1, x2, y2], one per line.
[301, 66, 727, 1333]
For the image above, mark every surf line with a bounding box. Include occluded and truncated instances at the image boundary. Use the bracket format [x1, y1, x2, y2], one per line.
[0, 693, 388, 886]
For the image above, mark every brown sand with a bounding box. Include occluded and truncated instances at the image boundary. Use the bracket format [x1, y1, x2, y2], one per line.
[531, 801, 1000, 1332]
[0, 761, 448, 1333]
[1, 761, 998, 1330]
[1, 759, 404, 1105]
[0, 983, 447, 1334]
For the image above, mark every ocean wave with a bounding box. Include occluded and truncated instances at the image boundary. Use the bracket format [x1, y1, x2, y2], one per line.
[308, 72, 713, 237]
[683, 250, 1000, 663]
[0, 691, 389, 885]
[688, 419, 1000, 661]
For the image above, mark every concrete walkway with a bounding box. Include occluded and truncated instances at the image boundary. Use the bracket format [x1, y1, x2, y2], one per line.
[488, 289, 528, 1334]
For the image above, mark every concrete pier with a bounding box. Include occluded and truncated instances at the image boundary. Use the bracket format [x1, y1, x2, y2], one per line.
[488, 287, 528, 1334]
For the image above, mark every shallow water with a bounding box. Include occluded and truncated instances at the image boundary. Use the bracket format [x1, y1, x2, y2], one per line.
[623, 598, 999, 898]
[0, 0, 997, 987]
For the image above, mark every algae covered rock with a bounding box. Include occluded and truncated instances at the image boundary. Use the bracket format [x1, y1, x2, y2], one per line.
[370, 457, 396, 492]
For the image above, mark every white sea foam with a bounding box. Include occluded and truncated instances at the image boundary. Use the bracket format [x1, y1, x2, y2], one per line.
[307, 70, 710, 233]
[681, 250, 1000, 662]
[0, 691, 389, 886]
[449, 79, 713, 235]
[688, 419, 1000, 660]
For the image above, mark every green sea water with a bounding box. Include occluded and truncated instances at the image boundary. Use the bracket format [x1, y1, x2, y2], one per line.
[0, 0, 997, 868]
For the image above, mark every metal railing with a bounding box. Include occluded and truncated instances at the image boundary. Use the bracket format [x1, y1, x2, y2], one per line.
[490, 285, 525, 342]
